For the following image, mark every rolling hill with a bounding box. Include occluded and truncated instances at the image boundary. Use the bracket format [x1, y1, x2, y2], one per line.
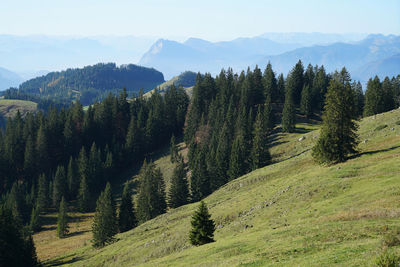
[144, 71, 197, 98]
[9, 63, 165, 105]
[46, 108, 400, 266]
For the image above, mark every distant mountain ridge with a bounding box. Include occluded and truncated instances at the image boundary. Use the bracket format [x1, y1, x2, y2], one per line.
[0, 67, 23, 91]
[140, 33, 399, 82]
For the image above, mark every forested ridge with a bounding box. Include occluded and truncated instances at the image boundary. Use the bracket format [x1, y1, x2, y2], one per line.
[3, 63, 165, 106]
[0, 60, 399, 266]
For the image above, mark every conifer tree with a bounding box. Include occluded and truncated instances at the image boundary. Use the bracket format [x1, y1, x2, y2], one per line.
[282, 76, 296, 132]
[364, 76, 383, 116]
[291, 60, 304, 105]
[300, 84, 312, 118]
[78, 174, 90, 212]
[228, 132, 247, 180]
[53, 165, 67, 207]
[36, 173, 48, 211]
[190, 146, 210, 202]
[92, 182, 117, 247]
[125, 115, 139, 160]
[277, 73, 285, 103]
[67, 156, 78, 200]
[57, 196, 69, 238]
[189, 201, 215, 246]
[29, 205, 41, 232]
[136, 161, 167, 223]
[214, 123, 230, 187]
[351, 81, 364, 118]
[168, 159, 189, 208]
[312, 68, 359, 164]
[263, 62, 278, 102]
[170, 135, 179, 163]
[250, 106, 271, 170]
[118, 182, 137, 232]
[23, 135, 36, 178]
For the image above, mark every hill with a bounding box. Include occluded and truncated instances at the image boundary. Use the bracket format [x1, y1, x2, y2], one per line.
[48, 108, 400, 266]
[8, 63, 165, 105]
[144, 71, 196, 98]
[353, 54, 400, 81]
[0, 99, 37, 118]
[0, 66, 23, 91]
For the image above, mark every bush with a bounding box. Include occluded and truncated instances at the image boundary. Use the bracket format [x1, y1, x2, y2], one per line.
[382, 228, 400, 248]
[374, 251, 399, 267]
[375, 124, 388, 131]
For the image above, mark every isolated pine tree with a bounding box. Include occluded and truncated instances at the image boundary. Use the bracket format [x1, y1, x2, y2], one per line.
[312, 68, 359, 164]
[168, 159, 189, 208]
[189, 201, 215, 246]
[29, 205, 41, 232]
[92, 182, 117, 247]
[57, 196, 69, 238]
[118, 182, 137, 232]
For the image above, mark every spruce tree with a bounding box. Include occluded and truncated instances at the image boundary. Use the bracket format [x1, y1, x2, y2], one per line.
[263, 62, 278, 102]
[364, 76, 383, 116]
[53, 165, 67, 207]
[189, 201, 215, 246]
[168, 159, 189, 208]
[170, 135, 179, 163]
[36, 173, 48, 211]
[312, 68, 359, 164]
[29, 205, 41, 232]
[282, 76, 296, 132]
[118, 182, 137, 232]
[136, 161, 167, 223]
[67, 156, 78, 200]
[250, 106, 271, 170]
[57, 196, 69, 238]
[228, 132, 247, 180]
[277, 73, 285, 104]
[92, 182, 117, 247]
[300, 84, 312, 118]
[78, 174, 90, 212]
[190, 146, 211, 202]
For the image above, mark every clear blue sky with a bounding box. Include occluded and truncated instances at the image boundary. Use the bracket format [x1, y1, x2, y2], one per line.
[1, 0, 399, 41]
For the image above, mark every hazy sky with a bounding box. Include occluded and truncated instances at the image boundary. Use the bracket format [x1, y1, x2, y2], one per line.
[1, 0, 399, 41]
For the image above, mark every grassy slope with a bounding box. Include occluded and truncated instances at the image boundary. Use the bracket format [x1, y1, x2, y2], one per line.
[0, 99, 37, 117]
[50, 109, 400, 266]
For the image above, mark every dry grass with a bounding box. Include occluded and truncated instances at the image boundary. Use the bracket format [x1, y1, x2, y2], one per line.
[34, 212, 94, 262]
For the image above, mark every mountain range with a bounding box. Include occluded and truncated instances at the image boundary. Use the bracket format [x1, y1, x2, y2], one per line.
[140, 33, 400, 82]
[0, 67, 23, 91]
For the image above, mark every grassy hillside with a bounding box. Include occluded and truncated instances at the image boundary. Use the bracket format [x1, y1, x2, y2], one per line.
[144, 71, 196, 98]
[48, 109, 400, 266]
[0, 99, 37, 117]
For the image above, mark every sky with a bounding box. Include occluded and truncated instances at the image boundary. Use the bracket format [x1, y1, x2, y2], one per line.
[0, 0, 399, 41]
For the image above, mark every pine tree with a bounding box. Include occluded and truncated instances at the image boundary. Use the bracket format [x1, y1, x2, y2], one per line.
[29, 205, 41, 232]
[282, 76, 296, 132]
[168, 159, 189, 208]
[277, 73, 285, 104]
[291, 60, 304, 105]
[53, 165, 67, 207]
[300, 84, 312, 118]
[136, 161, 167, 223]
[23, 135, 36, 178]
[263, 62, 278, 102]
[118, 182, 137, 232]
[351, 81, 364, 118]
[78, 174, 90, 212]
[189, 201, 215, 246]
[170, 135, 179, 163]
[250, 106, 271, 170]
[36, 173, 48, 211]
[92, 182, 117, 247]
[312, 68, 359, 164]
[364, 76, 383, 116]
[67, 156, 78, 200]
[228, 131, 247, 180]
[57, 196, 69, 238]
[190, 146, 211, 202]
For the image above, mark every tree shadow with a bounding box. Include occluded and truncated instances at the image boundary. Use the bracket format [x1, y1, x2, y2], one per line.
[67, 229, 90, 238]
[294, 127, 313, 134]
[45, 255, 84, 266]
[348, 145, 400, 160]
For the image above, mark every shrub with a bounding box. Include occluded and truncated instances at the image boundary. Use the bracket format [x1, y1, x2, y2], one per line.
[382, 229, 400, 248]
[375, 124, 388, 131]
[374, 251, 399, 267]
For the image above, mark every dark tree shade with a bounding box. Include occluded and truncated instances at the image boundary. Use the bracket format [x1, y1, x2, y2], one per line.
[189, 201, 215, 246]
[118, 182, 137, 233]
